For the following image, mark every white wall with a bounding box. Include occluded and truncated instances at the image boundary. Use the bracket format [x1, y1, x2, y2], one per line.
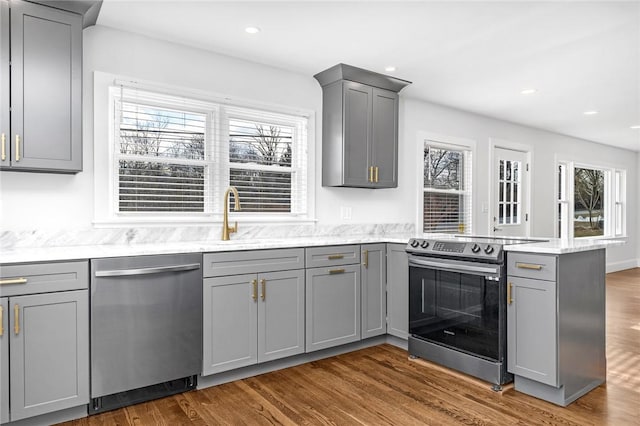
[0, 25, 637, 269]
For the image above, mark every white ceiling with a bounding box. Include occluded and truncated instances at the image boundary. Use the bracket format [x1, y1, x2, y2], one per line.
[98, 0, 640, 151]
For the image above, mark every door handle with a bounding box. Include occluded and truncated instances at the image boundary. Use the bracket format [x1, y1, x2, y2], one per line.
[14, 304, 19, 335]
[0, 277, 28, 285]
[374, 166, 379, 183]
[493, 227, 502, 232]
[507, 282, 513, 305]
[252, 279, 258, 301]
[260, 278, 266, 301]
[0, 305, 4, 336]
[363, 250, 369, 268]
[15, 134, 20, 162]
[368, 166, 374, 183]
[1, 133, 5, 161]
[329, 269, 345, 274]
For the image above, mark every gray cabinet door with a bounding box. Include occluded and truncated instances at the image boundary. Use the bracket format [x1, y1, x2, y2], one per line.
[361, 244, 386, 338]
[258, 270, 305, 363]
[507, 276, 558, 387]
[305, 264, 361, 352]
[9, 0, 82, 172]
[386, 244, 409, 339]
[343, 81, 373, 187]
[0, 297, 8, 424]
[9, 290, 89, 421]
[203, 274, 258, 375]
[0, 0, 8, 168]
[371, 88, 398, 188]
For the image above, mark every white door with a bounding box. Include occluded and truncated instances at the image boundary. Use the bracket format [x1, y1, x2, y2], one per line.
[492, 147, 529, 237]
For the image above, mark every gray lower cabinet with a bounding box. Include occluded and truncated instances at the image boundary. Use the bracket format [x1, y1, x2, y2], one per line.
[1, 0, 82, 173]
[0, 297, 8, 425]
[202, 249, 305, 376]
[506, 250, 606, 406]
[0, 260, 89, 423]
[386, 243, 409, 339]
[361, 244, 386, 338]
[305, 264, 361, 352]
[507, 276, 557, 386]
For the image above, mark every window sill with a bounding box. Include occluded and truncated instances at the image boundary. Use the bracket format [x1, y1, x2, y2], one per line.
[575, 235, 627, 241]
[93, 216, 318, 228]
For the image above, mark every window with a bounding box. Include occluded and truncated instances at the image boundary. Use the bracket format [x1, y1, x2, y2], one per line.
[423, 142, 472, 233]
[557, 162, 625, 238]
[109, 86, 309, 221]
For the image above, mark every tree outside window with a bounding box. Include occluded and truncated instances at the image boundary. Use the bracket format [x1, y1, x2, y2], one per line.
[574, 168, 604, 237]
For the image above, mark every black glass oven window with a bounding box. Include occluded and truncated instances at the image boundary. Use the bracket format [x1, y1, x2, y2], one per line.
[409, 267, 500, 360]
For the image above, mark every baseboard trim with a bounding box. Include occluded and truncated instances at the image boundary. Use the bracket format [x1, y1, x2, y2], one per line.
[5, 405, 87, 426]
[606, 259, 638, 273]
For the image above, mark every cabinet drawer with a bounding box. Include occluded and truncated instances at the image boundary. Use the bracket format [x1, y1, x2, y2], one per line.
[507, 253, 557, 282]
[0, 261, 88, 297]
[203, 248, 304, 277]
[305, 245, 360, 268]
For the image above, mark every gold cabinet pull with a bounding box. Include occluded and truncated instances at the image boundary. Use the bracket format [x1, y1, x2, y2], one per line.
[1, 133, 5, 161]
[329, 268, 345, 274]
[260, 278, 266, 301]
[368, 166, 374, 182]
[328, 254, 344, 260]
[516, 263, 543, 270]
[374, 166, 379, 183]
[363, 250, 369, 268]
[251, 279, 258, 301]
[0, 277, 28, 285]
[0, 305, 4, 336]
[507, 282, 513, 305]
[14, 304, 19, 335]
[15, 134, 20, 162]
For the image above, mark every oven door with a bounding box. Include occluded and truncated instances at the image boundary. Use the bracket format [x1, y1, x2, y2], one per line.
[408, 256, 504, 361]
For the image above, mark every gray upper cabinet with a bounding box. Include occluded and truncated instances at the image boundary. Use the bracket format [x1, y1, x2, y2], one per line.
[361, 244, 386, 339]
[314, 63, 410, 188]
[1, 0, 82, 173]
[0, 297, 8, 425]
[386, 243, 409, 339]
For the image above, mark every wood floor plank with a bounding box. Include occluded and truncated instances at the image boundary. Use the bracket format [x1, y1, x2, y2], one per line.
[58, 268, 640, 426]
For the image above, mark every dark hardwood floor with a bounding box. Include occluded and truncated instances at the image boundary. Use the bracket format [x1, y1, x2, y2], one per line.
[61, 269, 640, 425]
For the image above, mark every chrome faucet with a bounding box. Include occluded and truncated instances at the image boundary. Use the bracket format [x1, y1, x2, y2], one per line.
[222, 186, 241, 241]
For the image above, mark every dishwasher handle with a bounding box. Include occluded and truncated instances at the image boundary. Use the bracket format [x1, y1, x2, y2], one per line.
[94, 263, 201, 278]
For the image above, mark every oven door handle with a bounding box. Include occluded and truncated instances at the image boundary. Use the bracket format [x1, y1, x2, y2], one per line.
[408, 258, 500, 276]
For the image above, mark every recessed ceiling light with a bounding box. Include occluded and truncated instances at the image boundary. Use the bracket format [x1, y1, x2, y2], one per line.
[520, 88, 536, 95]
[384, 66, 396, 72]
[245, 26, 261, 34]
[583, 110, 599, 115]
[630, 125, 640, 129]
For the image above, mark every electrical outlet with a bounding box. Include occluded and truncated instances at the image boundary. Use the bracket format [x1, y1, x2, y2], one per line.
[340, 206, 352, 220]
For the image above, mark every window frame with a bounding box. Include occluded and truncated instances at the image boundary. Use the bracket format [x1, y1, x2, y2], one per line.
[556, 160, 626, 239]
[420, 136, 475, 235]
[93, 73, 315, 227]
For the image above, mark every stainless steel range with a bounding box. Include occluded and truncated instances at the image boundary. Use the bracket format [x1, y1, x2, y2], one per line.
[406, 236, 538, 388]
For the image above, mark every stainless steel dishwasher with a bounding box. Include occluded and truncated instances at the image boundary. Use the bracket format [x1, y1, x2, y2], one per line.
[90, 253, 202, 414]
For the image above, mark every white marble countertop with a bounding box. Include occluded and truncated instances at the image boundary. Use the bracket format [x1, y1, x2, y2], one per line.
[0, 233, 624, 264]
[503, 237, 625, 254]
[0, 235, 415, 264]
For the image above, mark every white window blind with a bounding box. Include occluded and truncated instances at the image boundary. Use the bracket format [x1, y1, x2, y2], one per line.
[111, 86, 308, 219]
[423, 143, 472, 234]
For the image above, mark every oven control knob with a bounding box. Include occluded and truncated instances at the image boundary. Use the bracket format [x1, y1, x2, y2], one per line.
[420, 241, 430, 249]
[471, 244, 481, 253]
[410, 239, 420, 248]
[484, 245, 495, 254]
